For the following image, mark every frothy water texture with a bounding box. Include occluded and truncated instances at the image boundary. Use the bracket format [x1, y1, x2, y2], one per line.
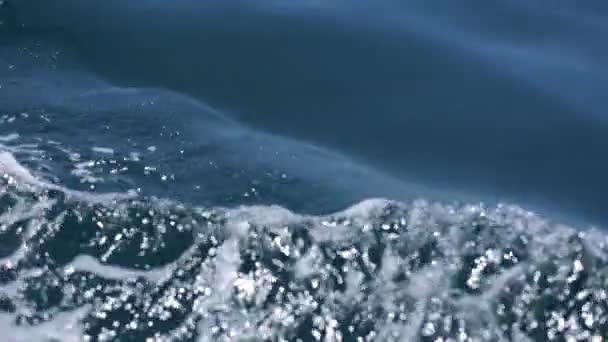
[1, 0, 608, 341]
[0, 144, 607, 341]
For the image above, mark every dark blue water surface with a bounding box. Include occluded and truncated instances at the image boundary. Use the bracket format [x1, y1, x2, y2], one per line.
[7, 0, 608, 224]
[1, 1, 608, 341]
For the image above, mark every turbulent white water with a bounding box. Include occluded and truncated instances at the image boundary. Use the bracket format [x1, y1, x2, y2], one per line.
[2, 1, 608, 341]
[0, 137, 606, 341]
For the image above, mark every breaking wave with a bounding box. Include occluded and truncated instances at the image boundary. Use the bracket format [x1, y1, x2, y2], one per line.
[0, 132, 607, 341]
[2, 1, 608, 341]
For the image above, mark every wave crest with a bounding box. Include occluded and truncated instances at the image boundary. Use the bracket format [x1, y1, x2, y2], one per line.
[0, 148, 606, 341]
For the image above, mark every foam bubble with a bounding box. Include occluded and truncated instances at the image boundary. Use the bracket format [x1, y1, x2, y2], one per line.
[0, 308, 89, 342]
[66, 253, 183, 284]
[0, 148, 134, 204]
[92, 147, 114, 155]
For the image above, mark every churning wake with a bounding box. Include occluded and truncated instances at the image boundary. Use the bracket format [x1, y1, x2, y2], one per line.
[2, 0, 608, 341]
[0, 134, 607, 341]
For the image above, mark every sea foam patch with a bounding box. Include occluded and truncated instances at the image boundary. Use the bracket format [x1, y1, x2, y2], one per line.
[0, 174, 606, 341]
[0, 97, 606, 341]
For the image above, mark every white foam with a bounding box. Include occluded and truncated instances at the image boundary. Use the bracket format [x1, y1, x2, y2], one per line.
[398, 265, 445, 340]
[0, 141, 604, 341]
[212, 237, 242, 301]
[0, 306, 89, 342]
[0, 133, 20, 142]
[71, 160, 104, 184]
[339, 198, 391, 218]
[66, 249, 192, 284]
[0, 151, 43, 186]
[225, 204, 301, 238]
[0, 197, 58, 266]
[92, 146, 114, 155]
[0, 149, 135, 204]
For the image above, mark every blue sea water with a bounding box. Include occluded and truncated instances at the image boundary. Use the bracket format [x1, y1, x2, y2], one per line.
[0, 1, 608, 341]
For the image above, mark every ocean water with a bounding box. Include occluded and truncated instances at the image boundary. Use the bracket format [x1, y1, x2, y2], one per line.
[1, 1, 608, 341]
